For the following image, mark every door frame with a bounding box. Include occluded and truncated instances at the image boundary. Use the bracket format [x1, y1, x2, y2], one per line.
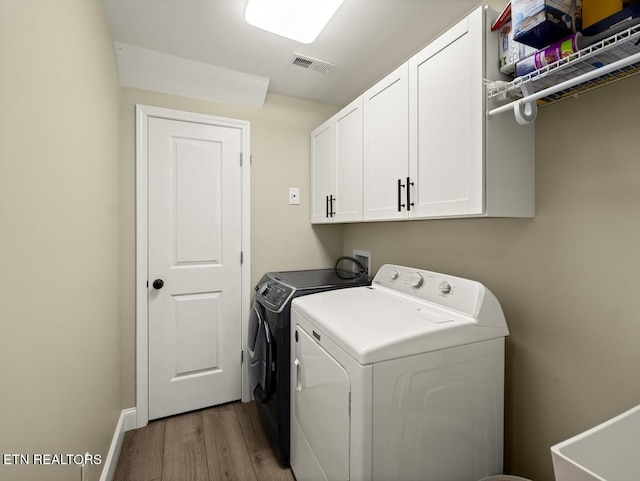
[135, 104, 251, 428]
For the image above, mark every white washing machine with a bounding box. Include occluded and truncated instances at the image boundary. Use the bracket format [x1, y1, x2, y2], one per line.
[290, 264, 509, 481]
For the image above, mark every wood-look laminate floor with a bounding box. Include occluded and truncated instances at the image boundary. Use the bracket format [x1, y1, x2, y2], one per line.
[113, 401, 295, 481]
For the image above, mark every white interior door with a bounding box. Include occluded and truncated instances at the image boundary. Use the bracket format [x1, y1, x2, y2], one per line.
[147, 116, 243, 420]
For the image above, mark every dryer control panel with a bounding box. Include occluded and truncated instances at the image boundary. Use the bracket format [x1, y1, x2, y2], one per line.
[374, 264, 484, 319]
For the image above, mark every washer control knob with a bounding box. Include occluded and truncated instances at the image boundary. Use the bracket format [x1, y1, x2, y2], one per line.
[258, 283, 269, 295]
[389, 270, 399, 280]
[439, 281, 452, 295]
[410, 273, 424, 289]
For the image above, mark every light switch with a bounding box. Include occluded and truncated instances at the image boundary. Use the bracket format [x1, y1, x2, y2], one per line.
[289, 187, 300, 205]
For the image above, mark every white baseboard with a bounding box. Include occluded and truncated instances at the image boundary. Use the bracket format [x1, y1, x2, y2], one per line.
[99, 407, 137, 481]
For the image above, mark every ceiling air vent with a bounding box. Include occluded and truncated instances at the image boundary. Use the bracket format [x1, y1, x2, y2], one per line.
[289, 54, 336, 74]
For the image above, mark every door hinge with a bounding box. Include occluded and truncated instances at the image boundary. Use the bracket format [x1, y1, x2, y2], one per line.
[240, 153, 243, 166]
[240, 251, 244, 265]
[241, 350, 244, 364]
[250, 154, 253, 165]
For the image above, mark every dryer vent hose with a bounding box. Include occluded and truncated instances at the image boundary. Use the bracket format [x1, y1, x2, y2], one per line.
[335, 256, 367, 279]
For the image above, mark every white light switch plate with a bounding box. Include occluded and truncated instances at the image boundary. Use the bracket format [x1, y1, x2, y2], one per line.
[289, 187, 300, 205]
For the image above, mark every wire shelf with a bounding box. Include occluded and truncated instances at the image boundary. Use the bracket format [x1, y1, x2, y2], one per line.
[487, 23, 640, 107]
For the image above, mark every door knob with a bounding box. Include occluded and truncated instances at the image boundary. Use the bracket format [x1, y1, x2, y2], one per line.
[152, 279, 164, 290]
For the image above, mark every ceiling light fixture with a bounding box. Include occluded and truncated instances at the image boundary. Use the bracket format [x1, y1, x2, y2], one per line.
[245, 0, 345, 44]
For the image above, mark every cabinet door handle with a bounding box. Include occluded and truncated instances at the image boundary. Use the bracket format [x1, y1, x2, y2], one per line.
[397, 179, 406, 212]
[326, 195, 329, 218]
[406, 177, 414, 211]
[330, 195, 335, 217]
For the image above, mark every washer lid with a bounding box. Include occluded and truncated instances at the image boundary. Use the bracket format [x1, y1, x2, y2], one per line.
[270, 268, 371, 289]
[291, 267, 508, 365]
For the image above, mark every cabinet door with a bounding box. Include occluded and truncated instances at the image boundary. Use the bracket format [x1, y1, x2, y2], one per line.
[408, 7, 484, 218]
[334, 97, 363, 223]
[363, 63, 409, 221]
[310, 118, 335, 224]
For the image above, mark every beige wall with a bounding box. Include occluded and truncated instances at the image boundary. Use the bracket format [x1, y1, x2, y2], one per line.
[119, 88, 343, 407]
[0, 1, 122, 480]
[342, 75, 640, 480]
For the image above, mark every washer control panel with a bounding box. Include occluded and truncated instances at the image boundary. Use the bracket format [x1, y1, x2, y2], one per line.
[255, 280, 294, 312]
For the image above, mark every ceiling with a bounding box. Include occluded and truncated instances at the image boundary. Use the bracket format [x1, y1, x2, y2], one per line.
[103, 0, 484, 107]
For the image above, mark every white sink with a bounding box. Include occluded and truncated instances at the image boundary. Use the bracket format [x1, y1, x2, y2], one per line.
[551, 404, 640, 481]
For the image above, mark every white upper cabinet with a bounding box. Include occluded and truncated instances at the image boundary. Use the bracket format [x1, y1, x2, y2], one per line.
[334, 97, 364, 222]
[408, 6, 534, 219]
[311, 6, 534, 224]
[311, 97, 363, 224]
[310, 118, 335, 224]
[408, 10, 483, 217]
[363, 64, 409, 221]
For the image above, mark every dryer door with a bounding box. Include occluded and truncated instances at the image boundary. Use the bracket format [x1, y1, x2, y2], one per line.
[293, 325, 350, 480]
[248, 303, 273, 403]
